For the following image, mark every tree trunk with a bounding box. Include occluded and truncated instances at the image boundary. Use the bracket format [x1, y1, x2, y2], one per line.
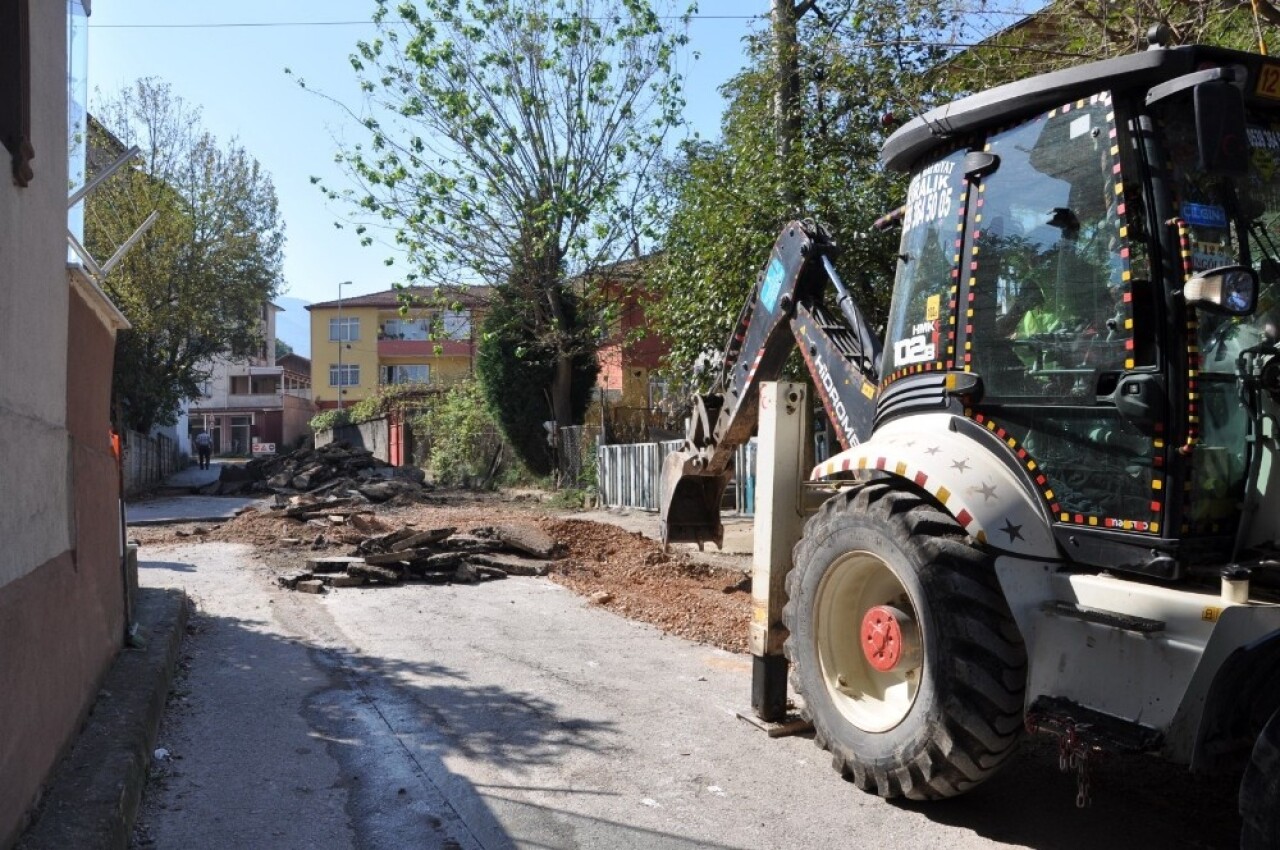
[550, 350, 574, 427]
[545, 280, 576, 429]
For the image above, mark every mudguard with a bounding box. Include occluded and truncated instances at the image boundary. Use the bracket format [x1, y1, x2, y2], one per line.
[809, 413, 1059, 559]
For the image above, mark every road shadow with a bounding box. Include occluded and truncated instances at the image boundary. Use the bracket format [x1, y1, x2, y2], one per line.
[890, 735, 1240, 849]
[136, 551, 1239, 849]
[136, 556, 753, 850]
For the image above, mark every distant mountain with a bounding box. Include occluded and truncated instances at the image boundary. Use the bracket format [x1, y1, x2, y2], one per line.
[274, 296, 312, 359]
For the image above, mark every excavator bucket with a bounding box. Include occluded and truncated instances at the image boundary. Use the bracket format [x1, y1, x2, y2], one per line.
[658, 449, 731, 550]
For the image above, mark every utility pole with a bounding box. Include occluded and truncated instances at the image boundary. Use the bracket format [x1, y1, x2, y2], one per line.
[772, 0, 815, 214]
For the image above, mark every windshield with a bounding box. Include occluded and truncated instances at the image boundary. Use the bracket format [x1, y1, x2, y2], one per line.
[1156, 102, 1280, 532]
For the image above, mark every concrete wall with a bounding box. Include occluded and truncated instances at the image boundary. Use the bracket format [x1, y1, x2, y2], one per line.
[314, 416, 392, 462]
[0, 5, 130, 843]
[121, 430, 181, 496]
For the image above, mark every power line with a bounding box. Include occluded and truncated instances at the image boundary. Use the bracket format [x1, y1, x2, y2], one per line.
[89, 15, 763, 30]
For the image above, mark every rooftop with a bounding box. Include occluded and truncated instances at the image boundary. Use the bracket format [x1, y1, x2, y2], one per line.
[307, 285, 491, 311]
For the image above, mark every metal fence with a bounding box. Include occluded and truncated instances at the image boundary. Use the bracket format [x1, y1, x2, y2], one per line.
[596, 439, 682, 512]
[597, 438, 757, 515]
[557, 424, 602, 489]
[123, 430, 181, 495]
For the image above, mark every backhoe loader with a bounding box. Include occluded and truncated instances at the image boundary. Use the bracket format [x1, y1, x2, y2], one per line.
[660, 36, 1280, 845]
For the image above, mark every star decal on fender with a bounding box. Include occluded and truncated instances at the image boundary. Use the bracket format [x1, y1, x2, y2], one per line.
[925, 446, 941, 455]
[1001, 519, 1024, 542]
[951, 458, 971, 473]
[977, 482, 998, 502]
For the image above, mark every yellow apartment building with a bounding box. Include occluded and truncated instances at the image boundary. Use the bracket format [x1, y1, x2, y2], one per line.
[306, 286, 489, 410]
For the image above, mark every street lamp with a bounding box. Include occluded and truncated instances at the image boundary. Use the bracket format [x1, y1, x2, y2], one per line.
[336, 281, 352, 410]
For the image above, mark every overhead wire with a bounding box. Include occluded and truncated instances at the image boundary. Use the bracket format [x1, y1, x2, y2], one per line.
[89, 15, 765, 29]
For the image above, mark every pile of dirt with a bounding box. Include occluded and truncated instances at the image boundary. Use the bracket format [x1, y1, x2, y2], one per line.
[131, 492, 752, 653]
[543, 519, 750, 653]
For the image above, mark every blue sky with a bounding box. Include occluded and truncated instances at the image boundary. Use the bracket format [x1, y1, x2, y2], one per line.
[87, 1, 769, 314]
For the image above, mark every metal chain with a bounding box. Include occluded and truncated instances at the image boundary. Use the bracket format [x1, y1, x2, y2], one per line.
[1075, 752, 1092, 809]
[1051, 721, 1094, 808]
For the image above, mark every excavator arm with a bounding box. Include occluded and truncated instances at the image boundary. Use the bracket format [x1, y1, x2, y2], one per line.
[659, 221, 884, 548]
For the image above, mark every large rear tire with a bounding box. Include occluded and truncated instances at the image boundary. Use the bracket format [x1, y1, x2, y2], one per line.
[1240, 708, 1280, 849]
[784, 481, 1027, 800]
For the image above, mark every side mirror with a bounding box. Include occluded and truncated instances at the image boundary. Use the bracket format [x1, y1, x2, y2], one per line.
[1183, 265, 1258, 315]
[1195, 81, 1249, 177]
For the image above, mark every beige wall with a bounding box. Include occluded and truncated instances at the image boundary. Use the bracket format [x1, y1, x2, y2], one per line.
[0, 0, 72, 590]
[434, 357, 474, 384]
[310, 306, 380, 407]
[282, 393, 315, 446]
[0, 5, 131, 843]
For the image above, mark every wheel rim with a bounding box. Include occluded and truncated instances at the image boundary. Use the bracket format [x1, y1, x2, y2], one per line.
[814, 549, 922, 733]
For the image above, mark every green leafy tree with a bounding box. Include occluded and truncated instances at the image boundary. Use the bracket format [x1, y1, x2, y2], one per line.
[87, 79, 284, 433]
[950, 1, 1278, 92]
[275, 338, 294, 360]
[476, 285, 598, 476]
[648, 0, 959, 384]
[313, 0, 689, 466]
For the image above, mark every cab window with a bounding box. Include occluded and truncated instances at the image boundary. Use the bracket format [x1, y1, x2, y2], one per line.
[881, 148, 968, 378]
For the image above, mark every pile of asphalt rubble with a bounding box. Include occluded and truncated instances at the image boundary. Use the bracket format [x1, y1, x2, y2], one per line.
[204, 441, 428, 501]
[279, 521, 563, 594]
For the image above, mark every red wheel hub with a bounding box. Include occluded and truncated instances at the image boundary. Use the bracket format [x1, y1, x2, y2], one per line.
[862, 605, 907, 672]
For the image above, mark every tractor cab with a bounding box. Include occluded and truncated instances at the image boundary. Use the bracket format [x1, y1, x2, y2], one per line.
[880, 44, 1280, 578]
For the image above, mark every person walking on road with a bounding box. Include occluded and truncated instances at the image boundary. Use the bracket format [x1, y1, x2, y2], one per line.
[194, 430, 213, 470]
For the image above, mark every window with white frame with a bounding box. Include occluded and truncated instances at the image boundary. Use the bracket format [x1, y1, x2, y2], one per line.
[381, 318, 430, 340]
[383, 364, 429, 384]
[442, 310, 471, 340]
[329, 364, 360, 387]
[329, 317, 360, 341]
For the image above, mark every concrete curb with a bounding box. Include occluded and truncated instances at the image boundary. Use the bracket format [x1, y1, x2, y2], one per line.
[17, 587, 190, 850]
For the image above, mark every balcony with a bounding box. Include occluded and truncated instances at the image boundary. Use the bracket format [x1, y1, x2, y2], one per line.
[377, 337, 474, 357]
[220, 392, 285, 410]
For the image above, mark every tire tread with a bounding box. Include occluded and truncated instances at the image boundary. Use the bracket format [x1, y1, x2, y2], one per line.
[785, 480, 1027, 800]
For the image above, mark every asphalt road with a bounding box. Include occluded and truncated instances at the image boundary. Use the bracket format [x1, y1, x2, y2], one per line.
[134, 542, 1240, 849]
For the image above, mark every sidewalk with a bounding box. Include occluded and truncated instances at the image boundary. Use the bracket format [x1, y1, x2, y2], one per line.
[126, 462, 267, 526]
[159, 461, 223, 490]
[17, 587, 189, 850]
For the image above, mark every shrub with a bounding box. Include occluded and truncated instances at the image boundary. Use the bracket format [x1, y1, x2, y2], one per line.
[309, 408, 351, 433]
[309, 383, 434, 434]
[413, 378, 508, 487]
